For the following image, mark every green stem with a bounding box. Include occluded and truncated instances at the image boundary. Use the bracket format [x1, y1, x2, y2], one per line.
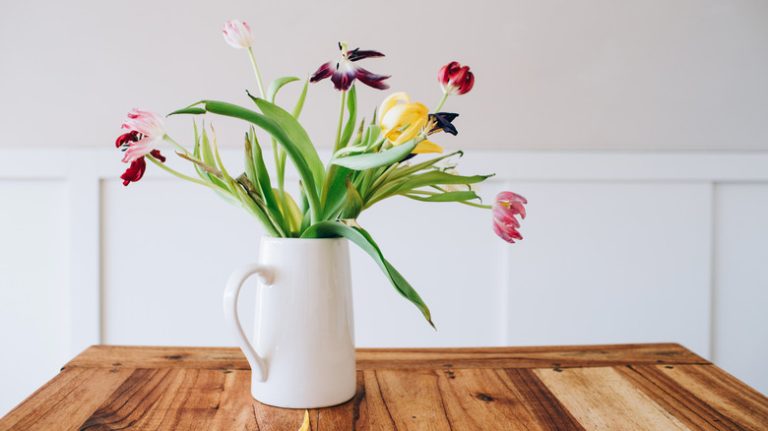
[333, 90, 347, 153]
[147, 154, 215, 188]
[247, 47, 266, 98]
[434, 92, 449, 112]
[162, 135, 190, 155]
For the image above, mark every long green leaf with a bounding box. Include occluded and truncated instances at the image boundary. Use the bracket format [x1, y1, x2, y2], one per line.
[266, 76, 300, 103]
[332, 140, 417, 170]
[395, 171, 492, 192]
[251, 98, 325, 192]
[301, 221, 434, 327]
[404, 191, 480, 202]
[245, 130, 286, 233]
[338, 85, 357, 149]
[175, 100, 322, 222]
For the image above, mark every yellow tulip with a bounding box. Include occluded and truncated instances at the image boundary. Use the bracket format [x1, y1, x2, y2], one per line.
[378, 92, 442, 153]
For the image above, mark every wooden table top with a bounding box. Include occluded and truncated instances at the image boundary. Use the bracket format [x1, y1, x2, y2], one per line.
[2, 343, 766, 430]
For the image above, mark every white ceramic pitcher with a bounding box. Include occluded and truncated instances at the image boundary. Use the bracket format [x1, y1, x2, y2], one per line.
[223, 237, 356, 408]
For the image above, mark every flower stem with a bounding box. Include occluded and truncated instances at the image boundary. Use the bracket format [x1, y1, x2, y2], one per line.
[247, 47, 266, 98]
[163, 135, 190, 155]
[146, 154, 215, 189]
[333, 90, 347, 153]
[434, 92, 450, 112]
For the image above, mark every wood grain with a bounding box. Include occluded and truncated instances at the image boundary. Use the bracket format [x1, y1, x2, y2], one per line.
[2, 343, 765, 431]
[64, 343, 708, 371]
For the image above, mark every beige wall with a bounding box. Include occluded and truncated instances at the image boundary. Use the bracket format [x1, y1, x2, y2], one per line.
[1, 0, 767, 150]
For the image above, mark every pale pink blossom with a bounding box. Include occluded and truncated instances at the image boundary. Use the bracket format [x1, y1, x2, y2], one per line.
[222, 20, 254, 49]
[493, 191, 527, 243]
[117, 109, 166, 163]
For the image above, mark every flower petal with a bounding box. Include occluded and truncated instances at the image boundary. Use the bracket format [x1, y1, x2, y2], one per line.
[310, 62, 334, 83]
[354, 67, 390, 90]
[413, 140, 444, 154]
[120, 157, 147, 186]
[330, 68, 356, 91]
[347, 48, 385, 62]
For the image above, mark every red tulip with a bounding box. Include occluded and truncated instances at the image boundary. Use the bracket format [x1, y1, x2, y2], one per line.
[493, 191, 527, 243]
[438, 61, 474, 95]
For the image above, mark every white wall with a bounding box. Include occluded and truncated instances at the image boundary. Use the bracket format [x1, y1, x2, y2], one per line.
[1, 0, 767, 151]
[2, 0, 768, 417]
[1, 149, 768, 417]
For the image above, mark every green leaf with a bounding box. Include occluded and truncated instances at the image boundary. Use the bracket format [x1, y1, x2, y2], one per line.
[169, 106, 206, 116]
[338, 85, 357, 149]
[250, 98, 325, 194]
[273, 188, 302, 234]
[177, 100, 322, 222]
[320, 166, 351, 219]
[396, 171, 492, 191]
[292, 79, 309, 118]
[266, 76, 300, 103]
[245, 130, 285, 234]
[339, 178, 363, 219]
[301, 221, 434, 327]
[404, 191, 480, 202]
[332, 140, 417, 170]
[200, 126, 229, 190]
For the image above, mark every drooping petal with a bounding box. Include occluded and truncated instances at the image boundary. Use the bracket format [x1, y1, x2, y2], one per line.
[413, 140, 444, 154]
[347, 48, 385, 62]
[121, 136, 154, 163]
[428, 112, 460, 136]
[354, 67, 390, 90]
[120, 157, 147, 186]
[149, 149, 166, 162]
[310, 62, 334, 83]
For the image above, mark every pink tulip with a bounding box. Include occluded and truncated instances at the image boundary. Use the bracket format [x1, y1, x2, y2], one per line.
[222, 20, 254, 49]
[118, 109, 166, 163]
[493, 191, 527, 243]
[115, 109, 167, 186]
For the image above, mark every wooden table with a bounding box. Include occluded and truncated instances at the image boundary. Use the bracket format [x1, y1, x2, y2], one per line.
[1, 343, 766, 430]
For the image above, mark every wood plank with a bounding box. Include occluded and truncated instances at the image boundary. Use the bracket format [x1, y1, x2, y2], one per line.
[64, 343, 708, 371]
[535, 366, 692, 431]
[0, 367, 132, 431]
[616, 365, 747, 430]
[374, 369, 453, 430]
[658, 364, 768, 431]
[435, 367, 586, 430]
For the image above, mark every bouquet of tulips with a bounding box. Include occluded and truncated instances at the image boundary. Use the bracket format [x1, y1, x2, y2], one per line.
[114, 20, 527, 327]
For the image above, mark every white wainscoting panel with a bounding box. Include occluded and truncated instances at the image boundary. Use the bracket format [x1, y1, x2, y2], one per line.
[2, 149, 768, 416]
[713, 184, 768, 394]
[505, 181, 712, 355]
[0, 181, 70, 416]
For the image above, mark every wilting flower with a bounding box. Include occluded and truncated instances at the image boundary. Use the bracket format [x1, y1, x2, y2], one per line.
[438, 61, 475, 95]
[428, 112, 459, 136]
[493, 191, 527, 243]
[310, 42, 390, 91]
[222, 20, 254, 49]
[115, 109, 167, 186]
[378, 92, 442, 154]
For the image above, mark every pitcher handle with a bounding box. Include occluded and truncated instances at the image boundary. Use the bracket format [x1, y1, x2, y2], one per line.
[223, 264, 274, 382]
